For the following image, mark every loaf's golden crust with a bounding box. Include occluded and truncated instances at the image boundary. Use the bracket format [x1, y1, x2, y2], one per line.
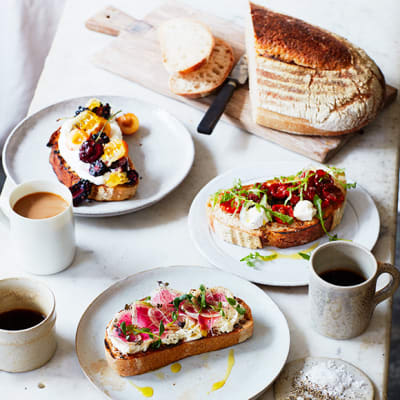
[246, 2, 386, 136]
[250, 3, 351, 70]
[48, 128, 138, 202]
[104, 299, 253, 376]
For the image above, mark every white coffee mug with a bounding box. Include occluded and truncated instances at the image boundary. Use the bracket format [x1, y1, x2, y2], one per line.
[0, 277, 57, 372]
[1, 180, 75, 275]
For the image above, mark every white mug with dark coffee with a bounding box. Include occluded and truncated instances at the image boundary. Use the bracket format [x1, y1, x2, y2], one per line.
[309, 241, 400, 339]
[1, 180, 76, 275]
[0, 277, 57, 372]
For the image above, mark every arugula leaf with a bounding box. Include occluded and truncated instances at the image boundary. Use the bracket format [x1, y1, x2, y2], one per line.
[159, 320, 165, 336]
[172, 311, 177, 321]
[313, 194, 345, 242]
[313, 194, 328, 235]
[227, 297, 237, 306]
[240, 252, 278, 267]
[120, 321, 127, 335]
[199, 284, 207, 310]
[173, 294, 193, 310]
[346, 182, 357, 189]
[328, 166, 345, 175]
[298, 252, 311, 260]
[236, 305, 246, 315]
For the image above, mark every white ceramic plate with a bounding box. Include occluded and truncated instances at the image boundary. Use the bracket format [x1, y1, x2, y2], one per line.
[2, 96, 194, 217]
[188, 163, 380, 287]
[75, 265, 290, 400]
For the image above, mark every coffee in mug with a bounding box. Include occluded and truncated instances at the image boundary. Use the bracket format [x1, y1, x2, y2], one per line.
[13, 192, 68, 219]
[2, 180, 76, 275]
[309, 241, 400, 339]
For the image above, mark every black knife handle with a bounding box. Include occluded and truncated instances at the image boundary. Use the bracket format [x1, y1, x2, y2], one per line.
[197, 79, 237, 135]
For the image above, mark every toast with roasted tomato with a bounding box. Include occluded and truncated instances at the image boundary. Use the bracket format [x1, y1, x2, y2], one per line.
[207, 167, 349, 249]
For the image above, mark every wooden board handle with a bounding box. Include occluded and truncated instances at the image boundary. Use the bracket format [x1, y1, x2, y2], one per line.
[85, 6, 152, 36]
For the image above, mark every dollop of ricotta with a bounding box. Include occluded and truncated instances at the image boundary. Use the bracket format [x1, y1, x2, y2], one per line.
[293, 200, 317, 221]
[239, 206, 267, 230]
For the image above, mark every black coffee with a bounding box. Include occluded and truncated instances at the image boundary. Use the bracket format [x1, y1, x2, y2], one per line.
[319, 268, 366, 286]
[0, 309, 46, 331]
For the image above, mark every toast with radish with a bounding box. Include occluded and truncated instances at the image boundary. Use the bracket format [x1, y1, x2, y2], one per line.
[47, 99, 140, 206]
[207, 167, 350, 249]
[104, 284, 253, 376]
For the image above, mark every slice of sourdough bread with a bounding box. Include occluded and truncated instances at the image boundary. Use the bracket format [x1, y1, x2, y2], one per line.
[158, 18, 215, 75]
[169, 38, 234, 99]
[104, 298, 253, 376]
[207, 170, 346, 249]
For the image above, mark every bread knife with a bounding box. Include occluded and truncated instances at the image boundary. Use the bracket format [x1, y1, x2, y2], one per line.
[197, 55, 248, 135]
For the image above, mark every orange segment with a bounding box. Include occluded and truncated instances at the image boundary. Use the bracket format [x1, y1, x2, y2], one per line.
[117, 113, 139, 135]
[74, 110, 108, 135]
[71, 128, 89, 145]
[101, 138, 129, 166]
[105, 171, 129, 187]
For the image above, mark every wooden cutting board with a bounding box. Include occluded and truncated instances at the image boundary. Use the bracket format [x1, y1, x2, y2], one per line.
[86, 1, 397, 162]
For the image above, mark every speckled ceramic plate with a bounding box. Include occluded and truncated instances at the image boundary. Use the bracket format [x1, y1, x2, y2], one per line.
[188, 162, 380, 287]
[75, 265, 290, 400]
[2, 96, 194, 217]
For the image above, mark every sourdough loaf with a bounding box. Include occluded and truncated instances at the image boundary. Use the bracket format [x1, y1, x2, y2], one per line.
[246, 2, 385, 136]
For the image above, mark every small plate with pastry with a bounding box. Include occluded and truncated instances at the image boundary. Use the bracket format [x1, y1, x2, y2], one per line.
[2, 95, 194, 217]
[188, 162, 379, 286]
[75, 265, 290, 399]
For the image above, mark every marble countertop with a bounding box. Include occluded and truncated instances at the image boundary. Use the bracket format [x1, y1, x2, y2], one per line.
[1, 0, 399, 398]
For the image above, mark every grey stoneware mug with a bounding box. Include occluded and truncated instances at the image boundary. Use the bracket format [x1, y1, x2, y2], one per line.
[309, 241, 400, 339]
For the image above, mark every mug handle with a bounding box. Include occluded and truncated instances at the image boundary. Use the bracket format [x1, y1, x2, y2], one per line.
[374, 262, 400, 306]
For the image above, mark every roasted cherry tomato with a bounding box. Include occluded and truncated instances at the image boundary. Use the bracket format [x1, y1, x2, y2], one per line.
[220, 200, 242, 214]
[271, 204, 293, 224]
[268, 183, 289, 199]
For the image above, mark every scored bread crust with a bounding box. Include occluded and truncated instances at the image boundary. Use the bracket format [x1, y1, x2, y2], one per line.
[47, 128, 138, 202]
[169, 38, 235, 99]
[246, 2, 385, 136]
[207, 173, 346, 249]
[104, 298, 253, 377]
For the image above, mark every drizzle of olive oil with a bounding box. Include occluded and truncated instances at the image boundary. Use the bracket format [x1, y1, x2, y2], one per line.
[130, 382, 154, 397]
[170, 363, 181, 373]
[270, 242, 319, 260]
[209, 349, 235, 393]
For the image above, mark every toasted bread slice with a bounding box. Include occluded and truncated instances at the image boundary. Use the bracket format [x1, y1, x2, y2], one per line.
[104, 298, 253, 377]
[207, 171, 346, 249]
[158, 18, 215, 75]
[169, 38, 234, 99]
[47, 128, 138, 202]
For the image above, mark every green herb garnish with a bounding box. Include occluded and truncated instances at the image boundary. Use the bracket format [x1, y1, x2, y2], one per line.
[298, 252, 311, 260]
[240, 252, 278, 267]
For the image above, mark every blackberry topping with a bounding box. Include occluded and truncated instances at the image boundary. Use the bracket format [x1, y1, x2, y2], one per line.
[110, 157, 128, 172]
[70, 179, 92, 206]
[92, 103, 111, 119]
[177, 321, 185, 329]
[127, 169, 139, 185]
[89, 160, 108, 177]
[92, 131, 110, 144]
[74, 106, 88, 116]
[79, 139, 104, 163]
